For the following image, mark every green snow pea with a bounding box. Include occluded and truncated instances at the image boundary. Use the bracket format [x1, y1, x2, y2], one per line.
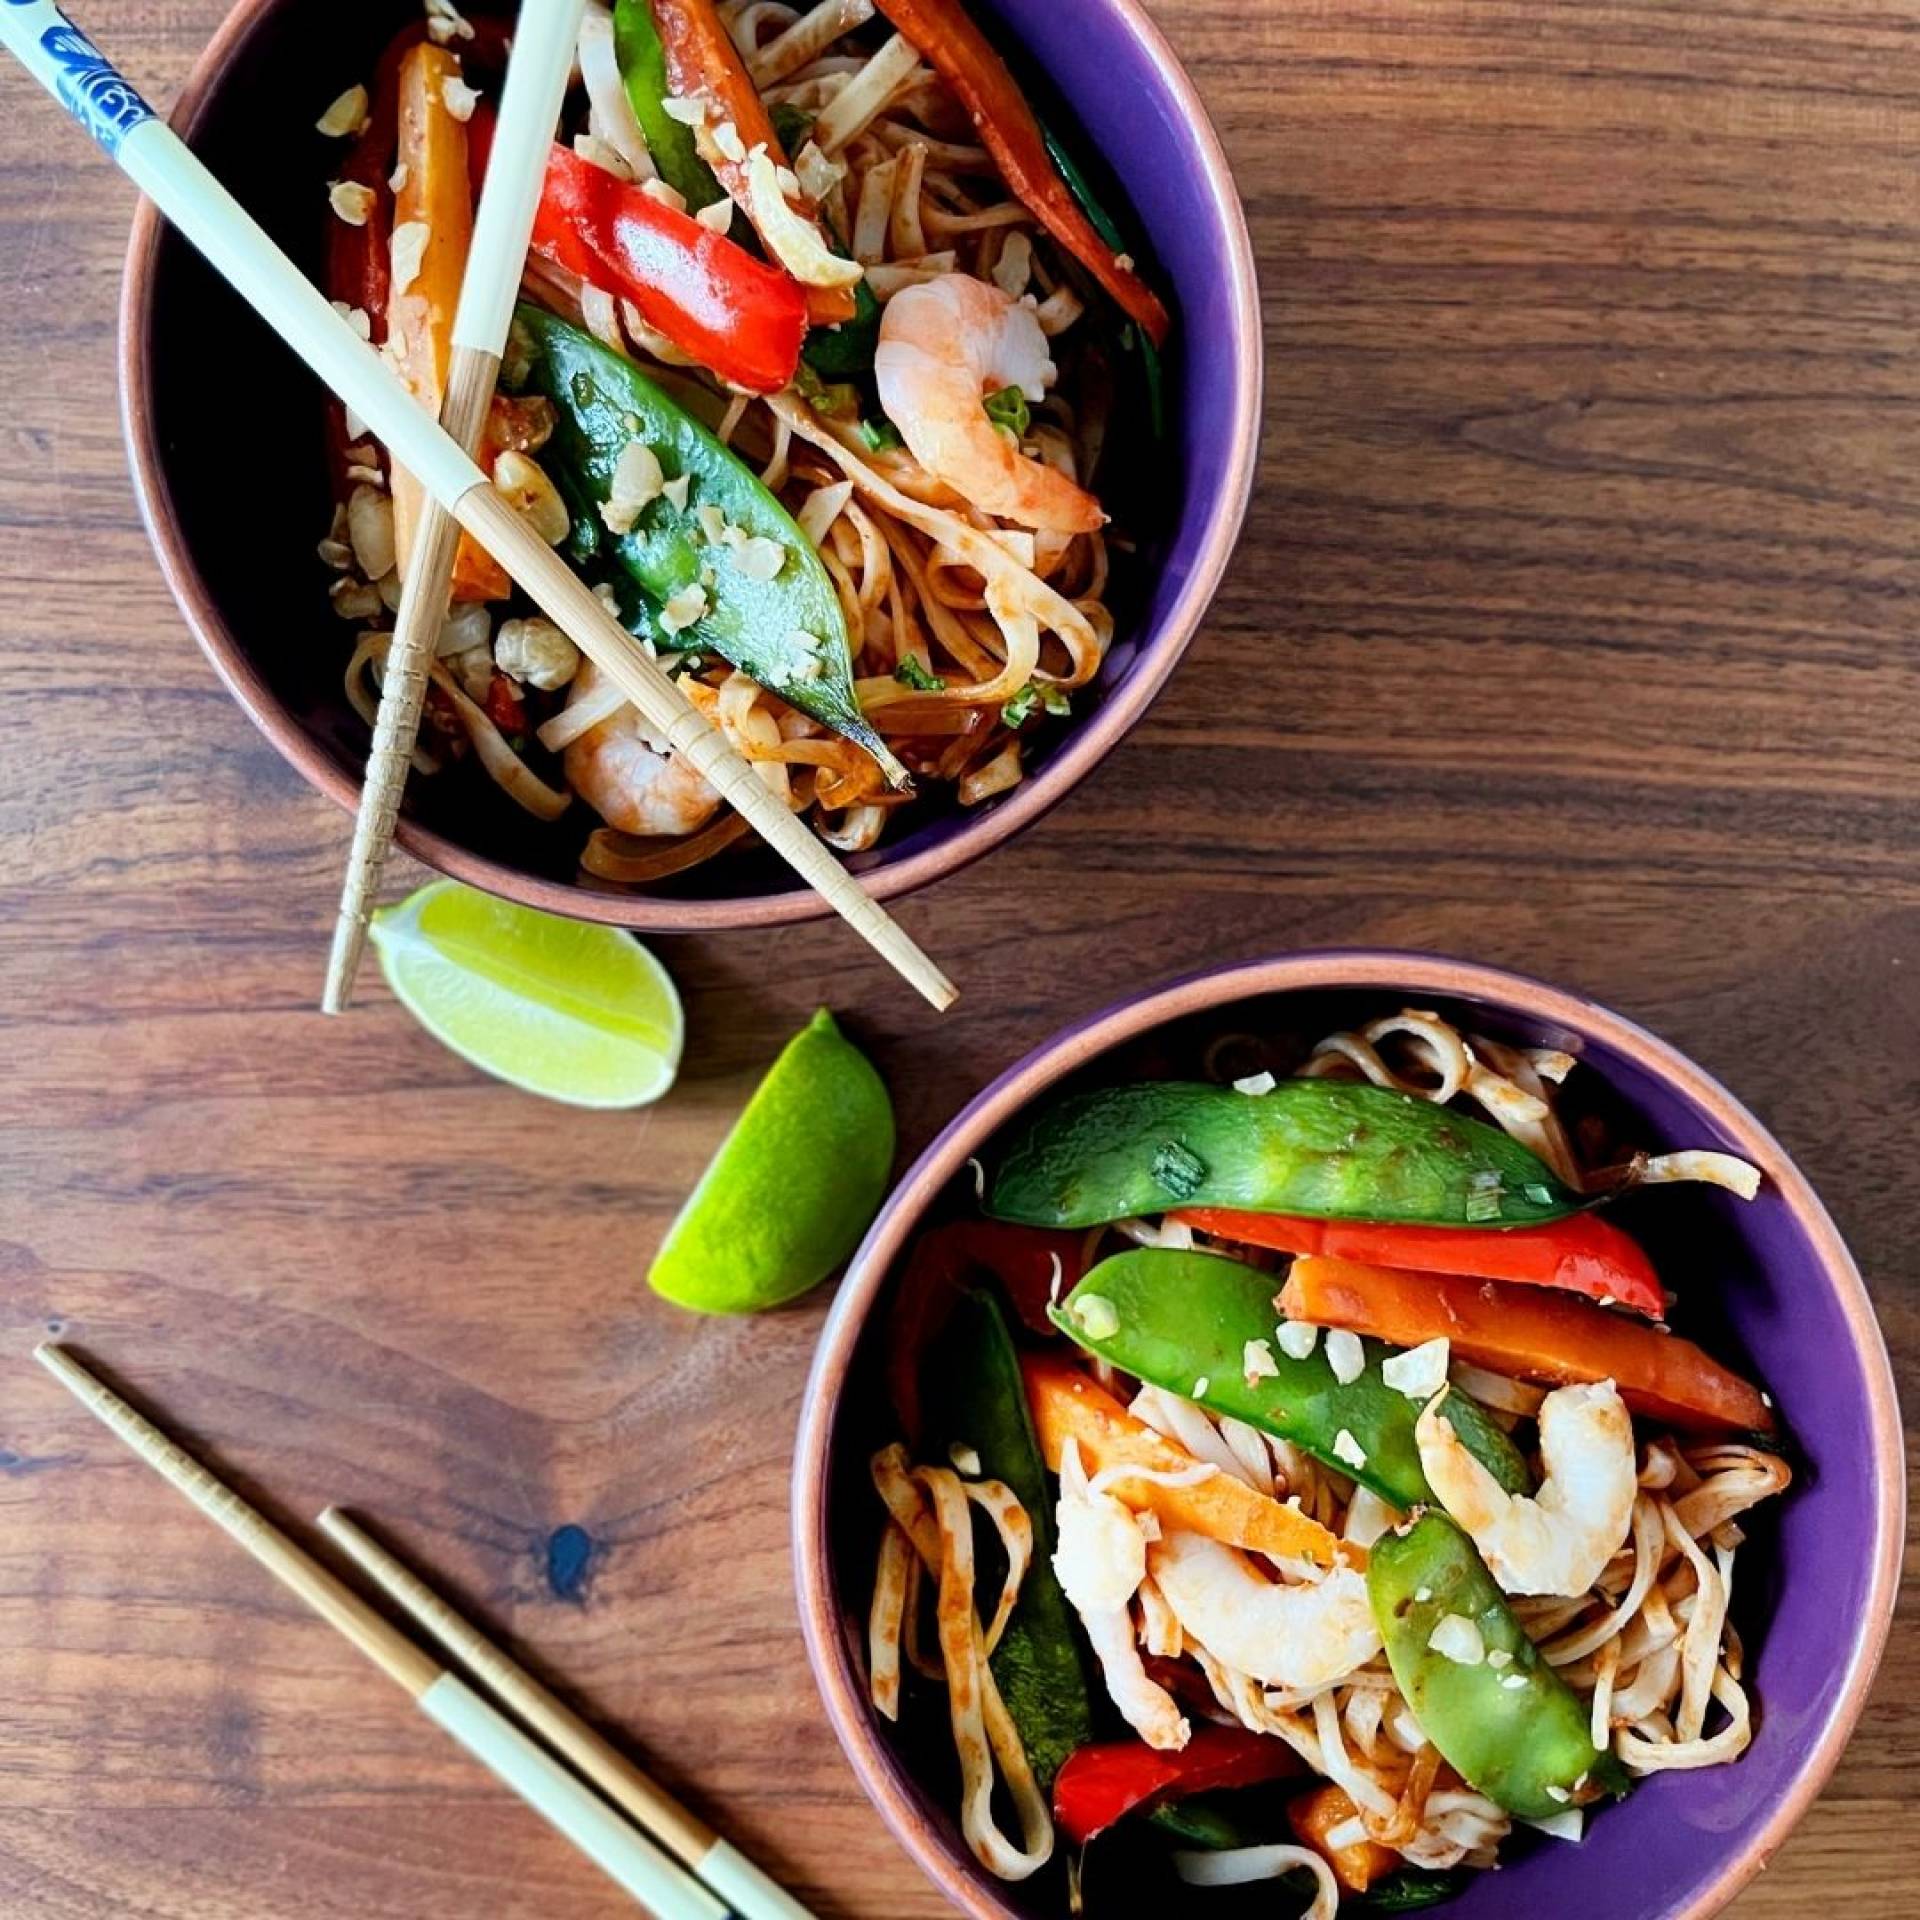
[919, 1287, 1093, 1790]
[613, 0, 725, 212]
[1052, 1249, 1527, 1510]
[988, 1079, 1579, 1230]
[1369, 1513, 1628, 1819]
[514, 305, 905, 783]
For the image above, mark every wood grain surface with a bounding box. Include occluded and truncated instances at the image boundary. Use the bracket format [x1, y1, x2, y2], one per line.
[1, 0, 1914, 1915]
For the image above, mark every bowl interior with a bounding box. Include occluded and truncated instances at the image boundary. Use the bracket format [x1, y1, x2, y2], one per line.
[130, 0, 1252, 917]
[805, 960, 1897, 1920]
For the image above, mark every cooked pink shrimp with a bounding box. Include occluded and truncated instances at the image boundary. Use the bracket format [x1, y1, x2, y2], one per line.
[562, 659, 721, 837]
[874, 276, 1104, 535]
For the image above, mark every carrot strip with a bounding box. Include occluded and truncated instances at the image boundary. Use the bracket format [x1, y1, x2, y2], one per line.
[872, 0, 1170, 345]
[386, 43, 511, 602]
[648, 0, 857, 326]
[1177, 1207, 1666, 1318]
[1021, 1353, 1358, 1568]
[1287, 1784, 1397, 1894]
[1279, 1257, 1774, 1435]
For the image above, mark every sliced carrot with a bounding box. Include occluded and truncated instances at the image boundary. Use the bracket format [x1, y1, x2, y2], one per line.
[1287, 1784, 1396, 1895]
[1021, 1353, 1359, 1569]
[872, 0, 1170, 345]
[648, 0, 857, 327]
[386, 43, 510, 602]
[1176, 1207, 1666, 1318]
[1279, 1256, 1774, 1436]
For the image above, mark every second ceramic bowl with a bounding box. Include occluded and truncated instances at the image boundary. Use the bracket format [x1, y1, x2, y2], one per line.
[794, 950, 1902, 1919]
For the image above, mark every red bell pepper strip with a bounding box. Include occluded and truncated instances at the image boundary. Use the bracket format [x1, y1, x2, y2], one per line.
[1176, 1207, 1667, 1319]
[648, 0, 859, 328]
[529, 143, 808, 394]
[1053, 1726, 1301, 1847]
[883, 1219, 1088, 1441]
[1279, 1256, 1777, 1435]
[871, 0, 1171, 346]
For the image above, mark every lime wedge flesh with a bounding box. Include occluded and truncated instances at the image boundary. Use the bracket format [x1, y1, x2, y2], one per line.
[649, 1008, 894, 1314]
[369, 879, 683, 1109]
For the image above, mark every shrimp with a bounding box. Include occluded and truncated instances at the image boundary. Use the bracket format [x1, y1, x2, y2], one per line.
[1416, 1380, 1637, 1598]
[1148, 1530, 1382, 1691]
[1052, 1440, 1189, 1750]
[562, 658, 722, 837]
[874, 275, 1104, 535]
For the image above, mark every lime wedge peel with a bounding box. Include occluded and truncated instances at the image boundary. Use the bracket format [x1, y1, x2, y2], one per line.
[648, 1008, 895, 1314]
[369, 879, 683, 1110]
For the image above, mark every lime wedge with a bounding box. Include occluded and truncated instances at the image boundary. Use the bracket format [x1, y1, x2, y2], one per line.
[649, 1008, 894, 1313]
[369, 879, 682, 1109]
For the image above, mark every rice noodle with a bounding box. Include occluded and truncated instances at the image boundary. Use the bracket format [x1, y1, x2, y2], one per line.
[868, 1448, 1053, 1880]
[812, 32, 923, 153]
[578, 3, 655, 180]
[427, 664, 572, 820]
[747, 0, 874, 85]
[1174, 1844, 1339, 1916]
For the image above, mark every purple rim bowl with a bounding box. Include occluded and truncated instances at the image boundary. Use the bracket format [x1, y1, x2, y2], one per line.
[118, 0, 1260, 932]
[793, 950, 1903, 1920]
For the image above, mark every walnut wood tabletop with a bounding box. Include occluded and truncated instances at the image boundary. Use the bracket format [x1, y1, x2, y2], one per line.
[0, 0, 1914, 1915]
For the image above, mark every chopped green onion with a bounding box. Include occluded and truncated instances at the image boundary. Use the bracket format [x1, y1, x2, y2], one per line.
[983, 384, 1031, 438]
[770, 103, 814, 153]
[794, 362, 860, 419]
[859, 415, 904, 452]
[1151, 1140, 1208, 1201]
[894, 655, 946, 691]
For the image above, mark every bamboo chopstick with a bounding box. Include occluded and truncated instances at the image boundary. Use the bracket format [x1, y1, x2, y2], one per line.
[0, 1, 956, 1012]
[320, 1509, 818, 1920]
[32, 1344, 727, 1920]
[322, 0, 587, 1015]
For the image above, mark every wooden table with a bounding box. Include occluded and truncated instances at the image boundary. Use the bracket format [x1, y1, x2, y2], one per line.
[0, 0, 1912, 1913]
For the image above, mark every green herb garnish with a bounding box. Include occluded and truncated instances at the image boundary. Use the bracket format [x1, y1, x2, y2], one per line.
[983, 384, 1031, 438]
[1001, 683, 1071, 727]
[794, 362, 860, 420]
[1150, 1140, 1208, 1200]
[859, 415, 905, 452]
[894, 656, 946, 691]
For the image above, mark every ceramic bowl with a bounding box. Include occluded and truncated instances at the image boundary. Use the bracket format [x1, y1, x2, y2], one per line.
[794, 950, 1902, 1919]
[119, 0, 1259, 930]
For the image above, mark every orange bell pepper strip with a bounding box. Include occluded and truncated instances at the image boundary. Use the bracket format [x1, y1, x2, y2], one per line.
[1021, 1352, 1359, 1569]
[647, 0, 858, 327]
[1278, 1256, 1775, 1436]
[385, 43, 511, 603]
[871, 0, 1170, 346]
[1176, 1207, 1666, 1319]
[1288, 1784, 1397, 1895]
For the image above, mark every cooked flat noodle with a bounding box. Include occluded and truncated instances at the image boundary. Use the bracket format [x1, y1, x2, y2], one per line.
[866, 1446, 1053, 1880]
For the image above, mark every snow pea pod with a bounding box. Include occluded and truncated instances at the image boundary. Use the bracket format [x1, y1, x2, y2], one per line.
[989, 1080, 1579, 1230]
[920, 1287, 1093, 1790]
[513, 305, 905, 782]
[1368, 1513, 1627, 1819]
[612, 0, 725, 211]
[1052, 1249, 1528, 1510]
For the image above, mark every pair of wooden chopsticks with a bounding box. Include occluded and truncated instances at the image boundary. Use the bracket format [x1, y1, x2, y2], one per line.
[322, 0, 588, 1015]
[0, 1, 954, 1014]
[35, 1344, 812, 1920]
